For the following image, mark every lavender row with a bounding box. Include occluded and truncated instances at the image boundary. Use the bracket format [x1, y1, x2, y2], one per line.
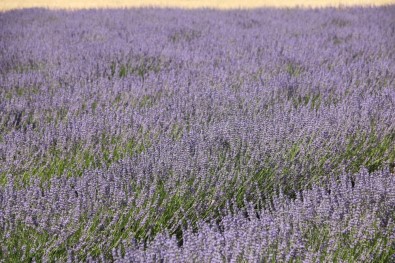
[1, 167, 394, 261]
[119, 168, 395, 262]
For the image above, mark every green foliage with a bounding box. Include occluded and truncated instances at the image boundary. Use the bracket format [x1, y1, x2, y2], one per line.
[286, 62, 303, 77]
[109, 56, 166, 81]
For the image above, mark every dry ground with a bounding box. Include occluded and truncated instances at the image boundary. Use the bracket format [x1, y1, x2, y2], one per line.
[0, 0, 394, 11]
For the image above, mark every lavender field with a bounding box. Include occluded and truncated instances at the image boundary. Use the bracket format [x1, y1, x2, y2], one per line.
[1, 6, 395, 262]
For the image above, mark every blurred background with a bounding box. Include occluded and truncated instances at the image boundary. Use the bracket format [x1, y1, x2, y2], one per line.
[1, 0, 394, 10]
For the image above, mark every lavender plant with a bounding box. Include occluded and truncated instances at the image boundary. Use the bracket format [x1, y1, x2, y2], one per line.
[0, 6, 394, 262]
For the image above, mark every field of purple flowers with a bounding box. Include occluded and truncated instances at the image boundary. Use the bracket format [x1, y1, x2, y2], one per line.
[1, 6, 395, 262]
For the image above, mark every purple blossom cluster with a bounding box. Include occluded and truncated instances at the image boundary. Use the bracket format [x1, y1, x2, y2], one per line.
[120, 169, 395, 262]
[0, 6, 395, 262]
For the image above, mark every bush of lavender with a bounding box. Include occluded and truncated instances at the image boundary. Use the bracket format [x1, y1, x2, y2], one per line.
[1, 6, 394, 262]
